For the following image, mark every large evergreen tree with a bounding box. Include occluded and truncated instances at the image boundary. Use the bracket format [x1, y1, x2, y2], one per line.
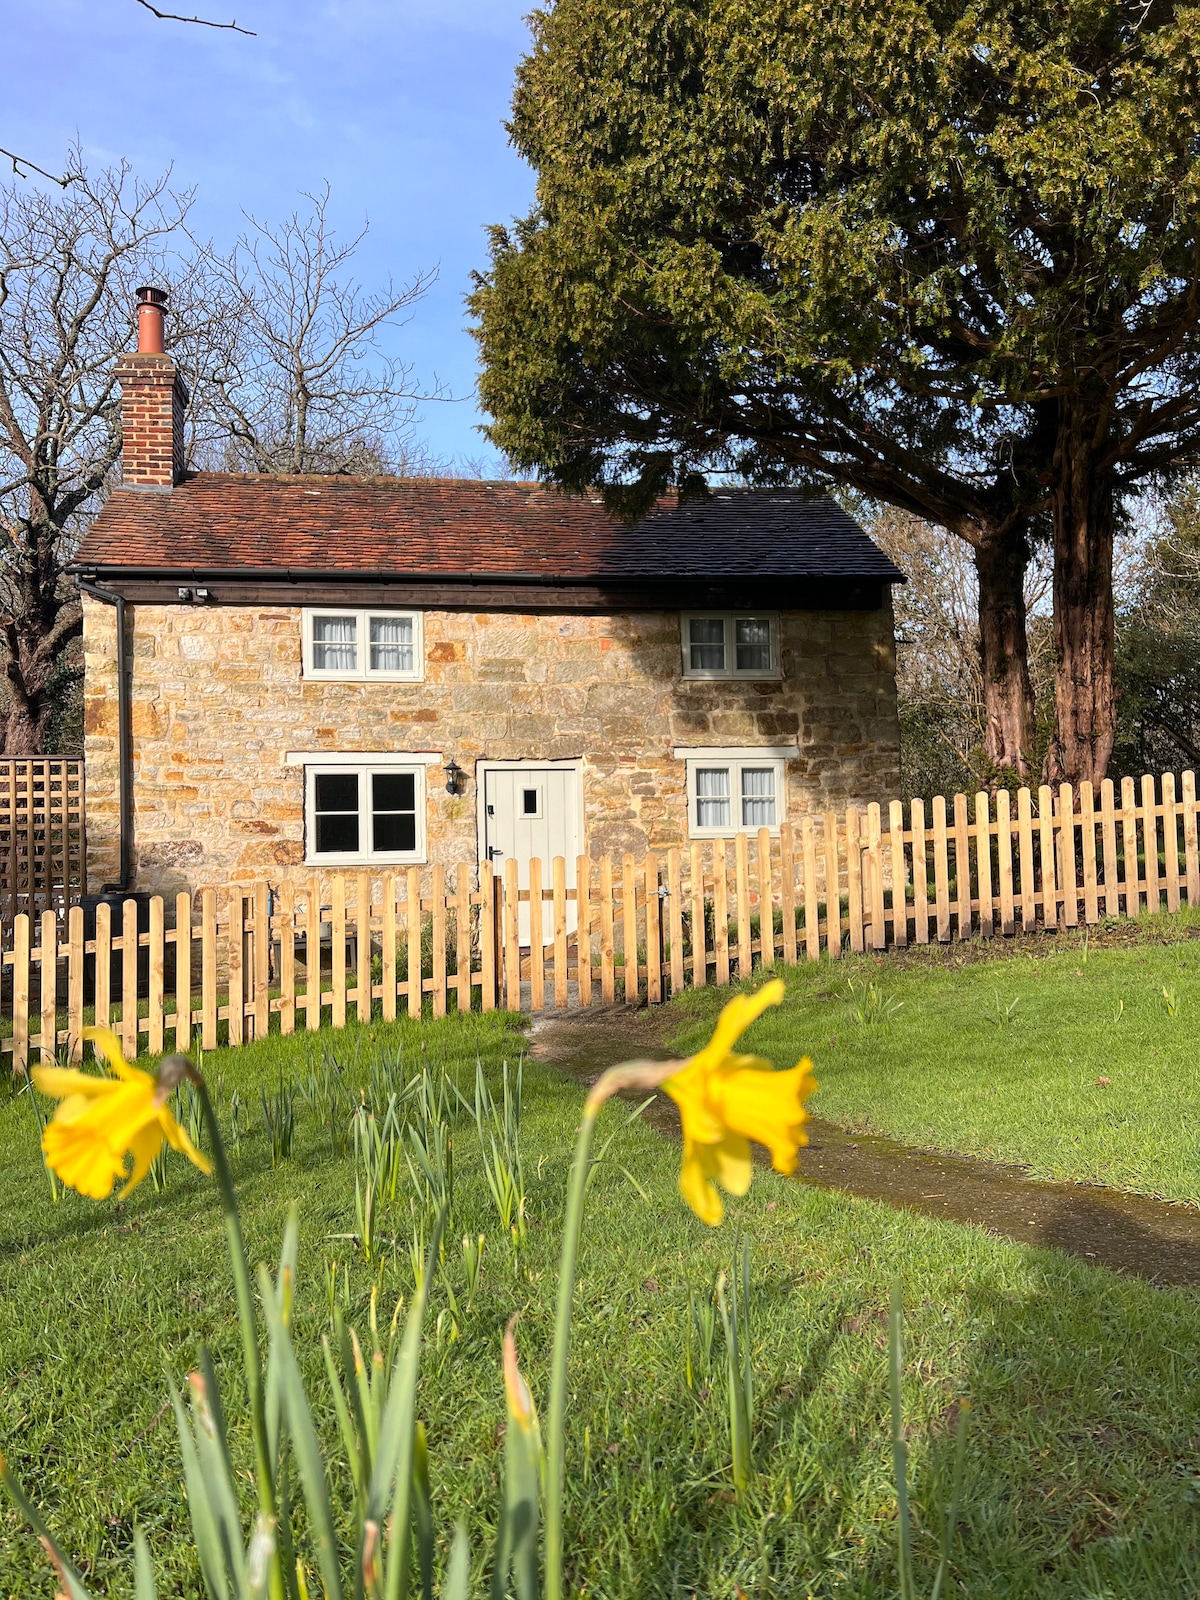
[472, 0, 1200, 784]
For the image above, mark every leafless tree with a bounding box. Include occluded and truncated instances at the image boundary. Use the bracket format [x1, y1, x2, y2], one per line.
[869, 508, 1055, 798]
[192, 186, 440, 475]
[0, 158, 194, 754]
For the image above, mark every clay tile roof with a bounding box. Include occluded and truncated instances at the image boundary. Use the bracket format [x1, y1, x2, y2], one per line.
[73, 475, 903, 583]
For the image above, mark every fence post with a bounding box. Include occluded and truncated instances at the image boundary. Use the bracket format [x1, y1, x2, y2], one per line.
[39, 907, 57, 1065]
[846, 808, 865, 953]
[254, 880, 271, 1040]
[175, 890, 192, 1052]
[503, 858, 521, 1012]
[735, 832, 752, 976]
[866, 803, 886, 950]
[1162, 772, 1181, 913]
[528, 856, 545, 1013]
[358, 871, 375, 1026]
[932, 796, 951, 943]
[577, 854, 594, 1008]
[801, 817, 820, 961]
[1037, 785, 1058, 931]
[1120, 775, 1139, 918]
[278, 880, 295, 1037]
[996, 789, 1014, 938]
[201, 889, 217, 1049]
[1141, 773, 1161, 915]
[552, 855, 569, 1009]
[713, 839, 731, 983]
[227, 888, 244, 1049]
[148, 895, 164, 1056]
[911, 799, 929, 945]
[667, 847, 684, 995]
[122, 898, 139, 1059]
[621, 852, 639, 1004]
[889, 800, 908, 948]
[12, 912, 29, 1075]
[975, 792, 993, 939]
[431, 864, 448, 1020]
[479, 860, 496, 1013]
[1099, 779, 1119, 919]
[952, 793, 972, 940]
[304, 875, 322, 1033]
[456, 863, 473, 1015]
[781, 821, 799, 964]
[823, 811, 843, 958]
[1080, 781, 1100, 923]
[408, 867, 424, 1020]
[1183, 771, 1199, 905]
[67, 903, 84, 1061]
[1058, 783, 1079, 928]
[645, 852, 662, 1003]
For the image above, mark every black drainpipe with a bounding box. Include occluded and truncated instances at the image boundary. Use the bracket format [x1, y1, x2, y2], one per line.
[76, 576, 132, 894]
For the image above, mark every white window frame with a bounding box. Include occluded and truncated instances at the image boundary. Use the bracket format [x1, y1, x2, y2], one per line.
[680, 612, 780, 680]
[304, 761, 427, 865]
[676, 746, 792, 838]
[302, 607, 424, 682]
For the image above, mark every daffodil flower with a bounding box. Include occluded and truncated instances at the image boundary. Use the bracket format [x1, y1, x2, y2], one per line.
[663, 979, 816, 1225]
[31, 1026, 211, 1200]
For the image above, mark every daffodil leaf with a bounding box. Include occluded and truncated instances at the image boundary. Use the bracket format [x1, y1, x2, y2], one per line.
[258, 1263, 343, 1600]
[133, 1527, 158, 1600]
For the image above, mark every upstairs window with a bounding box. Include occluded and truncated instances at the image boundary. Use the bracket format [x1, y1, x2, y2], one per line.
[303, 609, 423, 681]
[305, 763, 425, 863]
[681, 613, 779, 678]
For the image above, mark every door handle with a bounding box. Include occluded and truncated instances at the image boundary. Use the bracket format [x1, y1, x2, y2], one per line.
[488, 846, 504, 861]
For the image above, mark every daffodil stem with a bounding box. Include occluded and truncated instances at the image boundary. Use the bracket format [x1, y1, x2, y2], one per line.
[544, 1060, 679, 1600]
[543, 1100, 597, 1600]
[191, 1070, 277, 1528]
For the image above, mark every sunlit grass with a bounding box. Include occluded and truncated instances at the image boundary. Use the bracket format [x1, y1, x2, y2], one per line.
[666, 914, 1200, 1203]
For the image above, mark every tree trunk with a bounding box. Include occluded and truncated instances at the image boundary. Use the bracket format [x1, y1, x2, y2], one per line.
[1046, 425, 1116, 786]
[1, 695, 52, 756]
[975, 529, 1035, 778]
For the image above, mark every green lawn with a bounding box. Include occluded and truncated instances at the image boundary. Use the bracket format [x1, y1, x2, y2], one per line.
[3, 1003, 1200, 1597]
[665, 913, 1200, 1204]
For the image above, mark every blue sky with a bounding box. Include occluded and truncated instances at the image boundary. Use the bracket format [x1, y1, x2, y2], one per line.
[11, 0, 538, 467]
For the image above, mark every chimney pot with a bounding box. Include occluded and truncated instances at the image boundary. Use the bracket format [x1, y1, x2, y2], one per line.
[135, 284, 168, 355]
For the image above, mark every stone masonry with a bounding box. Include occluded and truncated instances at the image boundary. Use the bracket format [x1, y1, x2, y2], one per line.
[83, 597, 900, 895]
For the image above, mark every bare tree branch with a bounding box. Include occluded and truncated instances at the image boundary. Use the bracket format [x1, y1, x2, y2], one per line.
[0, 149, 78, 189]
[135, 0, 256, 34]
[189, 184, 443, 475]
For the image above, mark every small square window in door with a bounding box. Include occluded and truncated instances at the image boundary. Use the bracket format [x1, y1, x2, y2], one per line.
[521, 786, 542, 818]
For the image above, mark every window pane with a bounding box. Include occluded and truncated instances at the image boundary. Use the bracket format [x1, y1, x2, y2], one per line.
[314, 771, 360, 853]
[371, 770, 417, 854]
[372, 771, 415, 812]
[740, 767, 777, 827]
[373, 811, 417, 852]
[315, 773, 358, 812]
[695, 766, 731, 828]
[735, 617, 772, 672]
[689, 617, 725, 671]
[312, 614, 358, 671]
[370, 615, 415, 673]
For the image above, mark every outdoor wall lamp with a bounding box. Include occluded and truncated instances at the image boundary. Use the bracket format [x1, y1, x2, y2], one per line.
[444, 759, 466, 795]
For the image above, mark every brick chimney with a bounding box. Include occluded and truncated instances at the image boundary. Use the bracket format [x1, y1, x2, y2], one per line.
[115, 286, 187, 490]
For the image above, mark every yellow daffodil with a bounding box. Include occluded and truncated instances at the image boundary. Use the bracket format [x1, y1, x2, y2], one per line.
[31, 1027, 211, 1200]
[663, 979, 816, 1225]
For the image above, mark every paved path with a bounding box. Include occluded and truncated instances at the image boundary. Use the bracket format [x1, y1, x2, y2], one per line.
[529, 1008, 1200, 1288]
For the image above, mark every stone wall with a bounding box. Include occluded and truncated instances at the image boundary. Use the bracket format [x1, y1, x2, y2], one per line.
[82, 597, 900, 895]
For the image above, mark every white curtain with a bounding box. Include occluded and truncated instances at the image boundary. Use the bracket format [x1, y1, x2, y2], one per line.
[312, 614, 358, 671]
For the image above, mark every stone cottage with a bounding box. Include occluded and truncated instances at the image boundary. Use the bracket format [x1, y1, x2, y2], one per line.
[73, 289, 903, 902]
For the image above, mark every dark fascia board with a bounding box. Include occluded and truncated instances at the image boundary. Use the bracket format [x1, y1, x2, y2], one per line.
[69, 567, 890, 612]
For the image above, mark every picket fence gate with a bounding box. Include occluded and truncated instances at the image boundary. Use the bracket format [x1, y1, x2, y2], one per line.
[4, 768, 1199, 1073]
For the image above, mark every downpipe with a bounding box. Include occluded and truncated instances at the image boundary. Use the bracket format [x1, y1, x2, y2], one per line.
[75, 577, 132, 894]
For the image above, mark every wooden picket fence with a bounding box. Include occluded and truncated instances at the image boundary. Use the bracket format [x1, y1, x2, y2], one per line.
[4, 768, 1200, 1072]
[0, 758, 86, 921]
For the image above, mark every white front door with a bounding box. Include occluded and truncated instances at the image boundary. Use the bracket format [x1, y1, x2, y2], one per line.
[483, 766, 580, 942]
